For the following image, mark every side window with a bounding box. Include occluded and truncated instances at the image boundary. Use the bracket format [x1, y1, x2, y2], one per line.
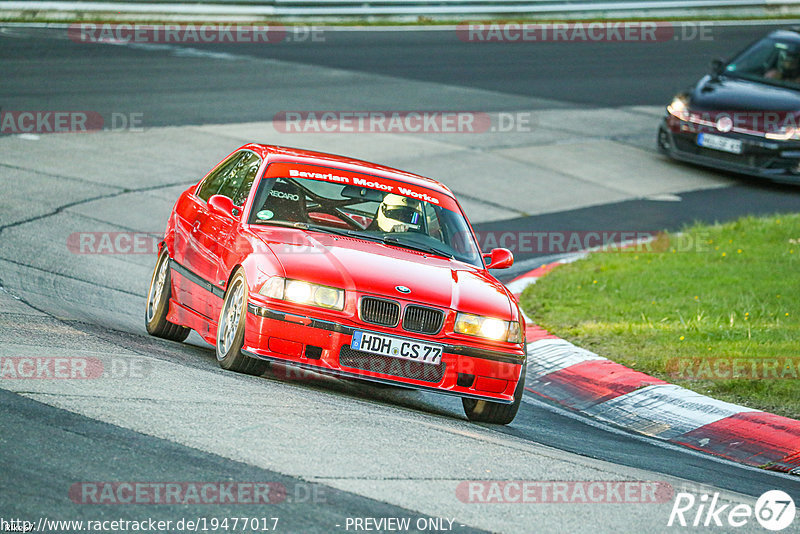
[196, 153, 244, 202]
[222, 152, 262, 206]
[424, 203, 445, 243]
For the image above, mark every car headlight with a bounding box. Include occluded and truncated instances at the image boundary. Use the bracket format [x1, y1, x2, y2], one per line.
[667, 95, 689, 121]
[259, 277, 344, 310]
[454, 312, 523, 343]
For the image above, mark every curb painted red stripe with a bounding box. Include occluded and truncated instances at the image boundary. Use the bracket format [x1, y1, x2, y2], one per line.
[525, 359, 668, 411]
[673, 411, 800, 471]
[524, 325, 557, 343]
[510, 260, 800, 474]
[511, 261, 562, 283]
[778, 451, 800, 474]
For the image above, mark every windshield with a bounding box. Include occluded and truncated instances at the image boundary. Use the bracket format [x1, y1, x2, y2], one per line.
[247, 174, 483, 267]
[725, 37, 800, 89]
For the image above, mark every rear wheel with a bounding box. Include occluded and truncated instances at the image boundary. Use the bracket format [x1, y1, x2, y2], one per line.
[462, 362, 526, 425]
[215, 269, 269, 376]
[145, 249, 190, 342]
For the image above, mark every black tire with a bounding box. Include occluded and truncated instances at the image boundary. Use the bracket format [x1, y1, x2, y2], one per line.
[145, 249, 190, 342]
[657, 124, 672, 155]
[462, 362, 526, 425]
[215, 268, 269, 376]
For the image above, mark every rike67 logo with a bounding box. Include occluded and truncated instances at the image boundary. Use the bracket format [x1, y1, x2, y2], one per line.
[668, 490, 795, 531]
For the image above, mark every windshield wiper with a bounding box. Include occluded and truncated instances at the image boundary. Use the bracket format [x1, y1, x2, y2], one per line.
[258, 221, 362, 237]
[382, 235, 454, 259]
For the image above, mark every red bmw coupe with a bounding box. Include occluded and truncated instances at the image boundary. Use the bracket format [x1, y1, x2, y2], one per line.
[146, 144, 527, 424]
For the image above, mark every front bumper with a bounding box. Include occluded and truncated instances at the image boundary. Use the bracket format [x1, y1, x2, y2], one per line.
[243, 302, 525, 404]
[660, 116, 800, 184]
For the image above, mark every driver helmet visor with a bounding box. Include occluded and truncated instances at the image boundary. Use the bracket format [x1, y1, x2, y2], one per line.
[381, 204, 421, 225]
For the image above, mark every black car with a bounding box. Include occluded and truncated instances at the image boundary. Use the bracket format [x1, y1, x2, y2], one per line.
[658, 28, 800, 183]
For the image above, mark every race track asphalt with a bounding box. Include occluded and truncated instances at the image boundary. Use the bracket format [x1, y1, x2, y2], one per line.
[1, 22, 799, 533]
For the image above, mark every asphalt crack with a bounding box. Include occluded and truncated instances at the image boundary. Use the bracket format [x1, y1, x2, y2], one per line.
[0, 167, 190, 236]
[0, 256, 141, 297]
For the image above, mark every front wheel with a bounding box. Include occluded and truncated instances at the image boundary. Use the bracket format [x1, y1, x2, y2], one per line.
[462, 362, 526, 425]
[145, 249, 190, 342]
[215, 269, 269, 376]
[657, 124, 672, 154]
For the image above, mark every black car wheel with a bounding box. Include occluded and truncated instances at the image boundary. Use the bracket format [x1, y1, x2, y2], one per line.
[462, 361, 526, 425]
[657, 125, 672, 154]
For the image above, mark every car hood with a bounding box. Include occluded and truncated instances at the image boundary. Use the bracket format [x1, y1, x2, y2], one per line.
[249, 227, 514, 319]
[689, 74, 800, 112]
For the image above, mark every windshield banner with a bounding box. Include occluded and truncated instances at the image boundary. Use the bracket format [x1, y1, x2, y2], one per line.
[264, 162, 459, 212]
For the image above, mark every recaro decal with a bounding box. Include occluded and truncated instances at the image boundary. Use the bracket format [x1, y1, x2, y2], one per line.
[269, 189, 300, 201]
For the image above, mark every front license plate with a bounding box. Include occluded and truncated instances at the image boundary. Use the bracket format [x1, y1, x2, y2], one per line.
[697, 133, 743, 154]
[351, 331, 443, 365]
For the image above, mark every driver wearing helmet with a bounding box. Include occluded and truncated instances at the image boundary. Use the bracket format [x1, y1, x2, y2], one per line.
[376, 194, 424, 233]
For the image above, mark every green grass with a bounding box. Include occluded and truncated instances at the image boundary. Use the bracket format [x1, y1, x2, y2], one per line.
[520, 214, 800, 419]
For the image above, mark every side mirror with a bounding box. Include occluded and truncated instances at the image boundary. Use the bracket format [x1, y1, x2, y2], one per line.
[709, 58, 725, 79]
[485, 248, 514, 270]
[208, 195, 236, 218]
